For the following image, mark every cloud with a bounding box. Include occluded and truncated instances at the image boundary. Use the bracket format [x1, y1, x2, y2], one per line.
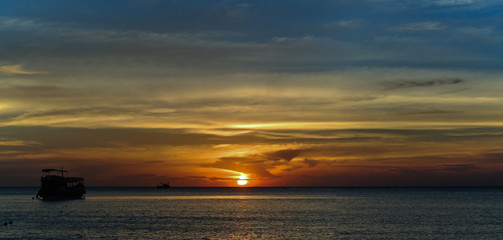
[0, 126, 229, 151]
[2, 124, 503, 186]
[475, 152, 503, 164]
[0, 85, 81, 100]
[456, 26, 494, 37]
[394, 21, 446, 31]
[383, 78, 464, 90]
[440, 164, 479, 172]
[409, 108, 460, 115]
[202, 148, 323, 178]
[324, 20, 361, 29]
[3, 1, 503, 75]
[302, 158, 320, 168]
[429, 0, 474, 6]
[0, 17, 39, 29]
[202, 156, 278, 178]
[1, 1, 503, 187]
[0, 65, 46, 75]
[264, 149, 303, 162]
[373, 162, 483, 177]
[0, 138, 40, 146]
[201, 146, 342, 180]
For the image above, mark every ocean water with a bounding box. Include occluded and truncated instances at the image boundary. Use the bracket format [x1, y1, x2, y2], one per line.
[0, 187, 502, 239]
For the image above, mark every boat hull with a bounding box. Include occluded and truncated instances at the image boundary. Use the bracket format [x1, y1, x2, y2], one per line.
[36, 171, 86, 200]
[37, 187, 86, 200]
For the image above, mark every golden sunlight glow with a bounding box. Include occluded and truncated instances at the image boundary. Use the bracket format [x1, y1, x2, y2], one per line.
[0, 103, 9, 111]
[0, 65, 46, 74]
[228, 121, 503, 130]
[237, 173, 248, 186]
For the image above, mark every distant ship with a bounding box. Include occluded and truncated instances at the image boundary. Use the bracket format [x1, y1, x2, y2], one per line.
[36, 168, 86, 200]
[156, 179, 171, 188]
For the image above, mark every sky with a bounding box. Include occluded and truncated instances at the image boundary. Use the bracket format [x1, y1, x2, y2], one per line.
[1, 0, 503, 187]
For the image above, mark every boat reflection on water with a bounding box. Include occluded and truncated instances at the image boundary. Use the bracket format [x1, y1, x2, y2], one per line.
[36, 168, 86, 200]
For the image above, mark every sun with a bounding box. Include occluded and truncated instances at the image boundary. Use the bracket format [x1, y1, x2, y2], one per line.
[237, 174, 248, 186]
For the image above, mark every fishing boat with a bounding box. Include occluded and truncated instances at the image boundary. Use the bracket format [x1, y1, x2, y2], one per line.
[36, 168, 86, 200]
[156, 179, 171, 188]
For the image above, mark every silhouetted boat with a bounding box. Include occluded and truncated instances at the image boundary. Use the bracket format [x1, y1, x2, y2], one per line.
[156, 179, 171, 188]
[36, 168, 86, 200]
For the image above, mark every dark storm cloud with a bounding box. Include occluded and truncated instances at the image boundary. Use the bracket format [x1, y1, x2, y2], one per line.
[383, 78, 464, 90]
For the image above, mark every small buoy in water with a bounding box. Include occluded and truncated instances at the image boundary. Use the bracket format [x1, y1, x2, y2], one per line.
[9, 221, 13, 224]
[3, 222, 7, 226]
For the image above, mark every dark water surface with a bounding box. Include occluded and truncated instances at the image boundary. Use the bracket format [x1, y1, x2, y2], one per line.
[1, 187, 502, 239]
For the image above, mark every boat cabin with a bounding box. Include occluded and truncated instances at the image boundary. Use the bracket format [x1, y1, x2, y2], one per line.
[36, 168, 86, 200]
[40, 169, 85, 188]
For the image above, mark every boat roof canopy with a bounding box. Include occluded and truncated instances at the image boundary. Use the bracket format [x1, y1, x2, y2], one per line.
[42, 168, 68, 173]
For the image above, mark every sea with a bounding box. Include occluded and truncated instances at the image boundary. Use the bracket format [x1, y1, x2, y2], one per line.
[1, 187, 502, 239]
